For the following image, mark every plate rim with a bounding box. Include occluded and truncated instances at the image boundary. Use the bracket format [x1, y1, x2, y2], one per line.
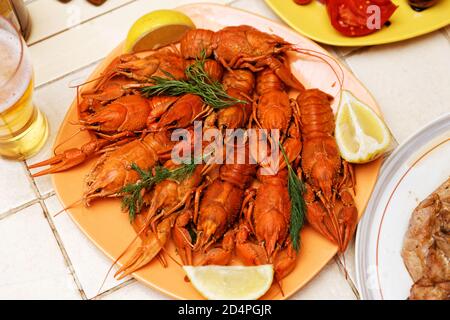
[355, 112, 450, 300]
[264, 0, 450, 47]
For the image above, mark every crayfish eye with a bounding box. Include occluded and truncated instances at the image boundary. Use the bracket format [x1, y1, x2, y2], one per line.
[95, 188, 102, 193]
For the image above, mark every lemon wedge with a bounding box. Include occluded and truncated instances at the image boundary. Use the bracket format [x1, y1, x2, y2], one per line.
[335, 90, 392, 163]
[124, 10, 195, 53]
[183, 265, 274, 300]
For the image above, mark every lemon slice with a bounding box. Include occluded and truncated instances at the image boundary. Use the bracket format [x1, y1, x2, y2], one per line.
[335, 90, 392, 163]
[124, 10, 195, 53]
[183, 265, 274, 300]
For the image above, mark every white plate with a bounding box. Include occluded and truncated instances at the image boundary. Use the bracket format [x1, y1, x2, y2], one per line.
[355, 113, 450, 300]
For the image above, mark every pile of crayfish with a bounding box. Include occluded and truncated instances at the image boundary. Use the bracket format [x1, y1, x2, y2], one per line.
[29, 25, 358, 285]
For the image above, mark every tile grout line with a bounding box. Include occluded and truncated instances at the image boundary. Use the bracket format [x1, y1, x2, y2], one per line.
[41, 190, 57, 200]
[335, 48, 355, 70]
[35, 57, 104, 90]
[22, 160, 57, 201]
[27, 0, 139, 47]
[0, 160, 42, 220]
[22, 149, 128, 300]
[91, 278, 136, 300]
[339, 46, 371, 59]
[0, 165, 57, 221]
[38, 199, 88, 300]
[27, 0, 238, 48]
[32, 0, 250, 90]
[21, 160, 43, 198]
[0, 198, 41, 221]
[339, 25, 450, 58]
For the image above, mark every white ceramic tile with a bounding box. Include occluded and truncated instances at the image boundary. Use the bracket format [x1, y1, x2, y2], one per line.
[27, 65, 96, 195]
[231, 0, 283, 23]
[290, 261, 357, 300]
[0, 160, 35, 213]
[44, 196, 129, 299]
[27, 0, 134, 45]
[0, 203, 81, 299]
[345, 31, 450, 144]
[99, 281, 169, 300]
[29, 0, 233, 87]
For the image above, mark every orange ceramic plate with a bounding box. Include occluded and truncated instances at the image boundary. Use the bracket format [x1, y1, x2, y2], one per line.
[52, 3, 382, 300]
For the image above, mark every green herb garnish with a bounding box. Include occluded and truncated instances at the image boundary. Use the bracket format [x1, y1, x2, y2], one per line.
[140, 52, 245, 109]
[280, 144, 306, 252]
[121, 160, 197, 221]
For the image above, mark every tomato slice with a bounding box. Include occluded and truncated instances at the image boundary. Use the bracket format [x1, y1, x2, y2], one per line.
[327, 0, 397, 37]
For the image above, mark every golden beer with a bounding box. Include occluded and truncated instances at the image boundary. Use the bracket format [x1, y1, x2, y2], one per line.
[0, 16, 48, 160]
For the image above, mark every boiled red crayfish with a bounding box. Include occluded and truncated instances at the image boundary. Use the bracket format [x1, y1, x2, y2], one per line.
[297, 89, 357, 252]
[179, 26, 305, 92]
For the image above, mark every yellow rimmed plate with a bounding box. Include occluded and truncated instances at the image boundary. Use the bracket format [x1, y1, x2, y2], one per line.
[265, 0, 450, 46]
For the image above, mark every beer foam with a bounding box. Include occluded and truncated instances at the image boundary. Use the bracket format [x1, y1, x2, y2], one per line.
[0, 29, 33, 113]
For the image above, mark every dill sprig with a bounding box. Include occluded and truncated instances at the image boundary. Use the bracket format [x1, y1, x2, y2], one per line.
[140, 52, 245, 109]
[280, 145, 306, 252]
[121, 161, 197, 221]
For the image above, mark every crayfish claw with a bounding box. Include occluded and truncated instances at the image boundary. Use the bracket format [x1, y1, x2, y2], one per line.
[28, 154, 65, 169]
[29, 149, 88, 177]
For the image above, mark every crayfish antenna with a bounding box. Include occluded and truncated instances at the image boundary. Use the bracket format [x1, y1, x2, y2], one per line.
[160, 245, 183, 267]
[335, 252, 349, 280]
[68, 75, 104, 89]
[97, 229, 143, 294]
[192, 232, 204, 252]
[292, 47, 345, 100]
[193, 231, 212, 252]
[52, 198, 83, 218]
[52, 128, 84, 155]
[157, 252, 168, 268]
[114, 215, 176, 280]
[275, 277, 285, 297]
[99, 212, 156, 291]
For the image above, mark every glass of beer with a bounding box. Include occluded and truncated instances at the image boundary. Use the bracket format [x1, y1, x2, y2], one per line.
[0, 16, 48, 160]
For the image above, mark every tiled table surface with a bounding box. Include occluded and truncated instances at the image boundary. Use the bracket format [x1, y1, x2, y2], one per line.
[1, 0, 449, 300]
